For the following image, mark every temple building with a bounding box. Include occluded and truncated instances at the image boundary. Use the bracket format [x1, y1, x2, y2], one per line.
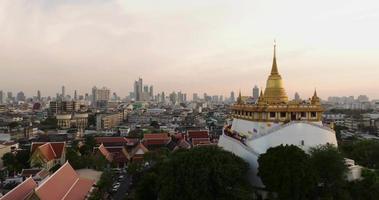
[218, 43, 337, 188]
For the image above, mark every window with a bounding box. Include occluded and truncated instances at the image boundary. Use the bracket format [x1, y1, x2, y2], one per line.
[311, 112, 317, 118]
[270, 112, 276, 118]
[280, 112, 286, 118]
[301, 112, 306, 118]
[301, 140, 305, 146]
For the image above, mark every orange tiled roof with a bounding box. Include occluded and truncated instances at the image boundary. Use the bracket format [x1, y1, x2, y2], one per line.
[192, 138, 211, 146]
[130, 143, 149, 158]
[98, 144, 113, 162]
[37, 143, 57, 162]
[187, 130, 209, 139]
[0, 177, 37, 200]
[35, 162, 95, 200]
[31, 142, 65, 161]
[143, 133, 170, 140]
[95, 137, 128, 144]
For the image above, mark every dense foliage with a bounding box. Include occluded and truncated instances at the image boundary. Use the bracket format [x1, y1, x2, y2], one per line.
[258, 145, 317, 200]
[340, 140, 379, 169]
[1, 149, 30, 174]
[258, 144, 379, 200]
[134, 146, 254, 200]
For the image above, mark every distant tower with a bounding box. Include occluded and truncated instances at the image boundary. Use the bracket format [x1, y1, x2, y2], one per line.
[62, 86, 65, 99]
[37, 90, 41, 101]
[149, 86, 154, 99]
[294, 92, 300, 101]
[74, 90, 77, 100]
[253, 85, 259, 99]
[230, 91, 235, 102]
[0, 90, 4, 104]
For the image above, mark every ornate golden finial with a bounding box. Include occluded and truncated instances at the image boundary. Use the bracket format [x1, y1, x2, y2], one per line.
[313, 88, 318, 97]
[271, 40, 279, 75]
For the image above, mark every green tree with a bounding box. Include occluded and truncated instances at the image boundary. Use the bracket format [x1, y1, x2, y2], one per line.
[309, 144, 348, 199]
[156, 146, 254, 200]
[348, 169, 379, 200]
[66, 148, 85, 169]
[135, 172, 159, 200]
[2, 153, 19, 173]
[15, 149, 31, 169]
[258, 145, 317, 200]
[344, 140, 379, 169]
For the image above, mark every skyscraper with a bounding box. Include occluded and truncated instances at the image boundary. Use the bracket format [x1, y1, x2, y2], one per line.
[62, 86, 65, 98]
[193, 93, 198, 101]
[37, 90, 41, 101]
[17, 91, 26, 102]
[149, 86, 154, 99]
[74, 90, 77, 100]
[92, 86, 110, 108]
[253, 85, 259, 99]
[0, 90, 3, 104]
[230, 91, 235, 102]
[133, 78, 143, 101]
[294, 92, 300, 101]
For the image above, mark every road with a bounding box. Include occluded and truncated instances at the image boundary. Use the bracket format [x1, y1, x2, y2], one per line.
[111, 174, 132, 200]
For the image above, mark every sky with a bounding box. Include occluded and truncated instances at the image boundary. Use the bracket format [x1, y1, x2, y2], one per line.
[0, 0, 378, 100]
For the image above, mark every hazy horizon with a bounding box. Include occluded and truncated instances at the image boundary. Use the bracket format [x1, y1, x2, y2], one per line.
[1, 0, 378, 99]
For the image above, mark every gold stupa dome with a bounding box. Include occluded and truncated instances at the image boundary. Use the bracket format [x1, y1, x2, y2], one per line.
[263, 42, 288, 104]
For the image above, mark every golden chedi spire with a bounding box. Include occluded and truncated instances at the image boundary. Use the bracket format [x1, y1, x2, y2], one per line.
[311, 88, 321, 105]
[263, 41, 288, 104]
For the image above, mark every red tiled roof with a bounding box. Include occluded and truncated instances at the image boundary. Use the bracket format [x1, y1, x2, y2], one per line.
[61, 178, 95, 200]
[192, 138, 211, 146]
[35, 162, 95, 200]
[31, 142, 65, 160]
[187, 130, 209, 139]
[98, 144, 113, 162]
[37, 143, 56, 162]
[1, 177, 37, 200]
[130, 143, 149, 158]
[143, 133, 169, 140]
[50, 143, 65, 158]
[95, 137, 128, 144]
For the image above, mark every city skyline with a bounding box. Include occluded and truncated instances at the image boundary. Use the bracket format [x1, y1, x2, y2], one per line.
[1, 0, 379, 99]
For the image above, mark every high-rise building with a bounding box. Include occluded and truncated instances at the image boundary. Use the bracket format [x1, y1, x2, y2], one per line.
[7, 92, 13, 103]
[294, 92, 300, 101]
[62, 86, 65, 98]
[17, 91, 26, 102]
[193, 93, 198, 101]
[133, 78, 143, 101]
[74, 90, 77, 100]
[161, 92, 165, 103]
[92, 87, 110, 108]
[253, 85, 259, 99]
[37, 90, 41, 101]
[0, 90, 3, 104]
[149, 86, 154, 99]
[230, 91, 235, 102]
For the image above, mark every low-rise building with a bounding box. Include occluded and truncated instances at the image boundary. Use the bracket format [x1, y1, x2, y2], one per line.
[30, 142, 66, 171]
[56, 113, 88, 129]
[1, 162, 95, 200]
[96, 112, 123, 130]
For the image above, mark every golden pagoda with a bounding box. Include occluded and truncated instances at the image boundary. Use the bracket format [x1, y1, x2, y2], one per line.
[231, 43, 324, 123]
[263, 42, 288, 104]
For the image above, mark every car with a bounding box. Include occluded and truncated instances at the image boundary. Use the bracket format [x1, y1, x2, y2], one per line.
[118, 175, 124, 180]
[113, 182, 120, 187]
